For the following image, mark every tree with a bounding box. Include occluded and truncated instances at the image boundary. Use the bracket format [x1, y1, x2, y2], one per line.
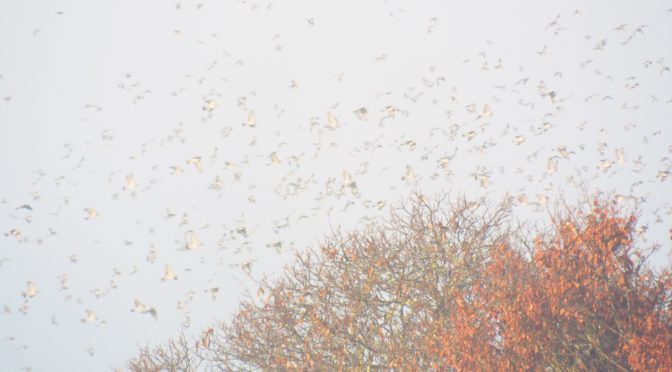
[127, 194, 672, 371]
[441, 198, 672, 371]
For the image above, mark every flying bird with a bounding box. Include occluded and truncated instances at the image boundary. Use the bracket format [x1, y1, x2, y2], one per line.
[202, 99, 217, 112]
[131, 299, 157, 320]
[161, 265, 178, 281]
[81, 310, 97, 324]
[327, 111, 340, 129]
[23, 281, 38, 299]
[186, 156, 203, 172]
[84, 208, 98, 220]
[246, 110, 256, 127]
[354, 107, 368, 121]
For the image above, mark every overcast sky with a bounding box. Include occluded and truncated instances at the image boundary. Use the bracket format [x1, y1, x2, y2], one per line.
[1, 1, 671, 370]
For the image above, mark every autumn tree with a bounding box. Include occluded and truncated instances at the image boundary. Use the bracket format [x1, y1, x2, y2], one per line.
[440, 198, 672, 371]
[127, 194, 672, 371]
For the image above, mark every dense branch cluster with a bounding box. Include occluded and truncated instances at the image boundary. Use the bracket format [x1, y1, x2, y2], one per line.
[128, 195, 672, 371]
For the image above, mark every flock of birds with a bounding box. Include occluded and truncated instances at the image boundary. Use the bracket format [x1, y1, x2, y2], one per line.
[1, 1, 672, 371]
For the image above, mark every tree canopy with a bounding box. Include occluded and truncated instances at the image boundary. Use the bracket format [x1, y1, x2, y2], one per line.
[128, 194, 672, 371]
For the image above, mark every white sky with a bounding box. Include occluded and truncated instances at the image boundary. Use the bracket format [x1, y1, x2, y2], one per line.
[1, 1, 671, 370]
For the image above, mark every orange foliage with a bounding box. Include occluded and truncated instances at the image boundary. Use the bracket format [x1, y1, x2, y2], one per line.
[440, 198, 672, 371]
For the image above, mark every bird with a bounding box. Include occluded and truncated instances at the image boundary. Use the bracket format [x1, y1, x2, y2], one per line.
[657, 170, 671, 182]
[517, 193, 529, 206]
[84, 208, 98, 220]
[402, 165, 417, 183]
[23, 281, 38, 299]
[124, 175, 137, 191]
[480, 104, 493, 119]
[207, 287, 219, 300]
[5, 229, 24, 242]
[200, 328, 214, 349]
[383, 105, 399, 118]
[240, 260, 254, 274]
[354, 107, 368, 121]
[437, 152, 456, 170]
[202, 99, 217, 112]
[462, 130, 478, 141]
[615, 148, 625, 164]
[59, 275, 69, 291]
[342, 170, 356, 189]
[547, 157, 559, 175]
[161, 265, 178, 281]
[185, 231, 200, 251]
[81, 310, 97, 324]
[326, 112, 340, 129]
[472, 170, 490, 189]
[131, 299, 157, 320]
[598, 159, 613, 171]
[186, 156, 203, 172]
[556, 146, 573, 159]
[402, 139, 417, 151]
[269, 152, 281, 165]
[246, 110, 256, 127]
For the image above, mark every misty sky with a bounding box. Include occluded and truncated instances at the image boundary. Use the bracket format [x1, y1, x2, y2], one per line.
[1, 1, 671, 370]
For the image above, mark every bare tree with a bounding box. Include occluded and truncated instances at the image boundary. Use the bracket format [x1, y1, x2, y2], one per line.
[128, 194, 515, 371]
